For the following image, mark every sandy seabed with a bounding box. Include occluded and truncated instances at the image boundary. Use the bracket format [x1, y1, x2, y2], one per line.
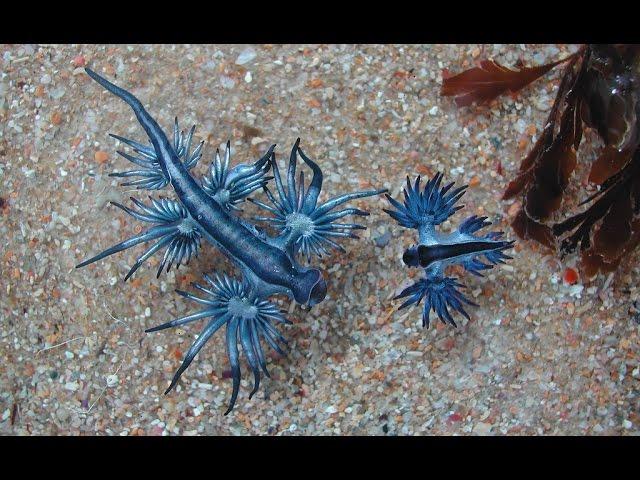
[0, 44, 638, 435]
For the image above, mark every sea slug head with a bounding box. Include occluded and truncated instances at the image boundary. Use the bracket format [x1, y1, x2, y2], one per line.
[308, 272, 328, 307]
[402, 245, 421, 267]
[291, 268, 327, 306]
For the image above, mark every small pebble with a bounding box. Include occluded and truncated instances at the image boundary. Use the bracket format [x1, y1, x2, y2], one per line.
[374, 230, 392, 248]
[563, 267, 579, 285]
[95, 151, 109, 164]
[72, 55, 86, 67]
[235, 47, 257, 65]
[106, 375, 119, 388]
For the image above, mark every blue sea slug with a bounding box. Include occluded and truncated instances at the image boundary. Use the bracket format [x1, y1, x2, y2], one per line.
[77, 68, 387, 414]
[384, 173, 514, 327]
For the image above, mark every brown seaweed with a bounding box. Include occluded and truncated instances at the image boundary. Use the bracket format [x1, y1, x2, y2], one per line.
[441, 53, 575, 107]
[442, 44, 640, 277]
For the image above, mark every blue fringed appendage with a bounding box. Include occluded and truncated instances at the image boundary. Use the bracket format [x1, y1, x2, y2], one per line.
[385, 171, 514, 328]
[202, 141, 274, 211]
[458, 215, 513, 277]
[146, 274, 289, 415]
[395, 276, 478, 328]
[77, 68, 387, 414]
[77, 197, 202, 281]
[249, 138, 387, 261]
[109, 118, 204, 190]
[383, 173, 466, 230]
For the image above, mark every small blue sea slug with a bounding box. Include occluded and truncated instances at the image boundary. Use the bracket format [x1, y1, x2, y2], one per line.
[384, 173, 514, 327]
[77, 68, 387, 414]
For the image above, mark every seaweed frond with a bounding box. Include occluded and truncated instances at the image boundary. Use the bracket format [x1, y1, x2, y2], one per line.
[441, 53, 575, 107]
[442, 44, 640, 277]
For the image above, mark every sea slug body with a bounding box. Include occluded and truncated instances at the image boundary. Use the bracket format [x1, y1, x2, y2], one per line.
[77, 68, 387, 414]
[384, 173, 514, 327]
